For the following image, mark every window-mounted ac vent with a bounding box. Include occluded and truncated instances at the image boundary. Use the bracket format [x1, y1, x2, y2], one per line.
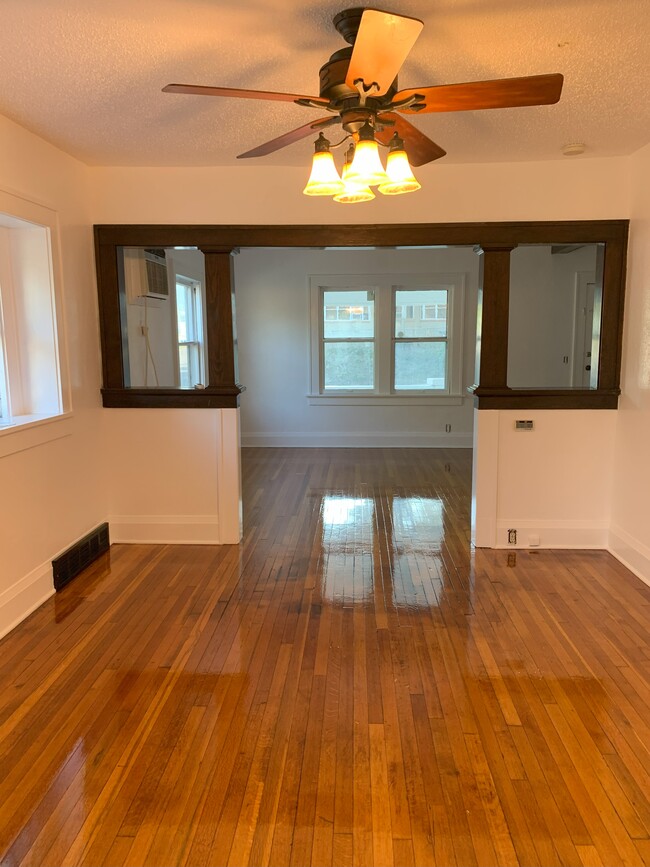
[52, 522, 110, 591]
[124, 248, 169, 302]
[143, 249, 169, 298]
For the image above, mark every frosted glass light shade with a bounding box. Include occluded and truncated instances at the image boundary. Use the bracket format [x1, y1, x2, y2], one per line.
[334, 158, 375, 203]
[346, 140, 388, 187]
[378, 149, 421, 195]
[334, 182, 375, 204]
[303, 152, 344, 196]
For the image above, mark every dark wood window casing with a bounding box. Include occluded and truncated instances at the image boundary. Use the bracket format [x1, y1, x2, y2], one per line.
[94, 221, 628, 410]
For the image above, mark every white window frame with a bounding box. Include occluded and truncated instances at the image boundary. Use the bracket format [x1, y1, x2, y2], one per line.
[309, 273, 465, 406]
[175, 275, 205, 388]
[0, 190, 71, 447]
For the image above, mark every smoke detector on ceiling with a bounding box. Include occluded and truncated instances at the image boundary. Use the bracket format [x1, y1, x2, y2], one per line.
[562, 143, 586, 156]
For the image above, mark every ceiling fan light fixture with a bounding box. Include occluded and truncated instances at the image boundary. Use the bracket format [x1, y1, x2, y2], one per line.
[303, 133, 345, 196]
[334, 144, 375, 203]
[378, 134, 421, 195]
[346, 123, 389, 187]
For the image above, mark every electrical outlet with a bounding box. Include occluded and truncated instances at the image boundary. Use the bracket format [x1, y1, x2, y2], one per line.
[508, 529, 517, 545]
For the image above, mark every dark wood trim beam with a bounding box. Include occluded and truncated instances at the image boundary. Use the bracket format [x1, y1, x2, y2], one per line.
[101, 387, 244, 409]
[598, 230, 628, 390]
[93, 220, 629, 250]
[473, 245, 515, 390]
[93, 221, 629, 412]
[94, 228, 124, 389]
[472, 389, 620, 410]
[202, 250, 238, 389]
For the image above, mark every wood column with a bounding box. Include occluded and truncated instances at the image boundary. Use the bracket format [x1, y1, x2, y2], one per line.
[471, 244, 515, 396]
[201, 247, 243, 402]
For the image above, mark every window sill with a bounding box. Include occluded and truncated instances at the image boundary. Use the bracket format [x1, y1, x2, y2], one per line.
[0, 411, 73, 458]
[307, 393, 466, 407]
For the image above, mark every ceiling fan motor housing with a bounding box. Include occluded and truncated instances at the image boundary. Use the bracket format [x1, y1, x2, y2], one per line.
[319, 47, 398, 107]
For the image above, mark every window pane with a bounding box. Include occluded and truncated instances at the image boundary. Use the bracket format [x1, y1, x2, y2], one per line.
[394, 342, 446, 390]
[178, 344, 190, 388]
[324, 342, 374, 390]
[395, 289, 448, 338]
[323, 290, 374, 338]
[176, 283, 192, 342]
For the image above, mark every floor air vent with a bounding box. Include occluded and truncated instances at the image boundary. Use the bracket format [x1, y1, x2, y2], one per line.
[53, 523, 110, 591]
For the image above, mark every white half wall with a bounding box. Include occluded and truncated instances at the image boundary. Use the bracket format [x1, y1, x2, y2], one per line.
[105, 407, 242, 544]
[473, 409, 617, 549]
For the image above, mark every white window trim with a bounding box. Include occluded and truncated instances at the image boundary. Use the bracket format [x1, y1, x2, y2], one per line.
[0, 189, 71, 454]
[175, 275, 205, 388]
[309, 272, 465, 404]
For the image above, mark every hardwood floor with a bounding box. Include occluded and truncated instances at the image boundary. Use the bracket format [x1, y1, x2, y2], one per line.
[1, 447, 649, 867]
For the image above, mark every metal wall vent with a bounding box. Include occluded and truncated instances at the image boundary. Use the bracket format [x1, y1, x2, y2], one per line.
[52, 523, 110, 591]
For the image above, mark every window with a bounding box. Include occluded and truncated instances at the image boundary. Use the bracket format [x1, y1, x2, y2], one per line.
[394, 288, 449, 390]
[322, 289, 375, 391]
[310, 273, 465, 402]
[0, 193, 66, 431]
[175, 277, 204, 388]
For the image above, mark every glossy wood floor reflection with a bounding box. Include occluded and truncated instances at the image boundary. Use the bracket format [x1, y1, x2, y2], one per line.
[1, 448, 650, 867]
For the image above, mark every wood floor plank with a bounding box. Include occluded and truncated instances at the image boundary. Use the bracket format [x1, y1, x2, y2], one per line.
[0, 447, 648, 866]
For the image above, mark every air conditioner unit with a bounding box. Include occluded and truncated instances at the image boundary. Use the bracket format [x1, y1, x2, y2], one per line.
[123, 248, 170, 302]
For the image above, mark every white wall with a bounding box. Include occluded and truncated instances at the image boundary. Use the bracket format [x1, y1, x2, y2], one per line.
[473, 409, 616, 549]
[235, 246, 478, 447]
[610, 143, 650, 585]
[89, 157, 630, 225]
[0, 114, 106, 638]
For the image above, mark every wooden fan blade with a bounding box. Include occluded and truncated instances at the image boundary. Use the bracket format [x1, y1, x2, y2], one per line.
[376, 114, 446, 166]
[346, 10, 423, 97]
[394, 73, 564, 113]
[162, 83, 328, 106]
[237, 116, 338, 159]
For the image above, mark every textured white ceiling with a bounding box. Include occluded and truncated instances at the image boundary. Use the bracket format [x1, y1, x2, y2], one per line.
[0, 0, 648, 167]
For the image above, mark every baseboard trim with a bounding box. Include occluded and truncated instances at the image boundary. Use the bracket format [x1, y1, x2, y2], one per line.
[109, 515, 220, 544]
[0, 561, 54, 641]
[494, 519, 609, 550]
[608, 525, 650, 588]
[241, 431, 473, 448]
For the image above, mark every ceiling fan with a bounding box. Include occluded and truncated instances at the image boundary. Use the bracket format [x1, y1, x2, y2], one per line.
[162, 7, 563, 168]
